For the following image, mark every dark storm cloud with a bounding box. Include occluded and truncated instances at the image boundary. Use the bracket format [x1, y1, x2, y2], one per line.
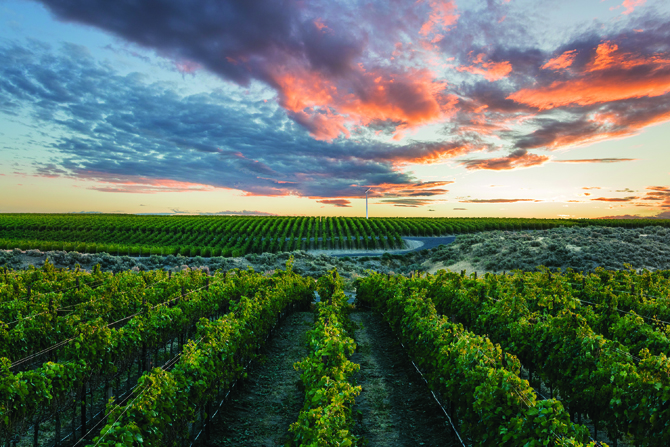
[36, 0, 302, 86]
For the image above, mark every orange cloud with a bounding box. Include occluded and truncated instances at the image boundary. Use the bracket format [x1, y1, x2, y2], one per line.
[271, 64, 456, 140]
[541, 50, 577, 70]
[365, 180, 453, 198]
[590, 196, 638, 202]
[458, 53, 512, 81]
[509, 42, 670, 110]
[460, 149, 549, 171]
[508, 72, 670, 110]
[459, 198, 542, 203]
[81, 174, 223, 194]
[640, 186, 670, 208]
[419, 0, 459, 37]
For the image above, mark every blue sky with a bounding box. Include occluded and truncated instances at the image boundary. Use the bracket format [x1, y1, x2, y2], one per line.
[1, 0, 669, 218]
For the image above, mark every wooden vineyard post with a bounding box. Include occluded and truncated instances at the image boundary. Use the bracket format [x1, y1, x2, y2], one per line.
[81, 384, 87, 440]
[71, 396, 76, 442]
[142, 297, 148, 372]
[33, 421, 38, 447]
[55, 412, 61, 447]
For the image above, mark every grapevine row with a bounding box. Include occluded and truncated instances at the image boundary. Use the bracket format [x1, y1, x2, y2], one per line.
[355, 273, 598, 446]
[288, 272, 361, 446]
[415, 270, 670, 446]
[2, 214, 668, 257]
[1, 266, 309, 446]
[1, 264, 212, 364]
[87, 264, 314, 446]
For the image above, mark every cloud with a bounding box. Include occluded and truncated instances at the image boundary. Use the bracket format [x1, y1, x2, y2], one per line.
[640, 186, 670, 207]
[365, 181, 453, 198]
[457, 53, 513, 82]
[316, 199, 351, 207]
[33, 0, 460, 141]
[378, 198, 438, 207]
[590, 196, 638, 202]
[595, 214, 647, 219]
[76, 173, 223, 194]
[6, 0, 670, 191]
[459, 198, 541, 203]
[0, 42, 466, 200]
[459, 149, 549, 171]
[453, 207, 467, 210]
[621, 0, 646, 15]
[583, 187, 602, 190]
[507, 41, 670, 110]
[418, 0, 459, 37]
[541, 50, 577, 71]
[553, 158, 637, 163]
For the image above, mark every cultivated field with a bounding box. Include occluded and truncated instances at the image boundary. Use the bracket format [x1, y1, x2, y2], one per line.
[2, 216, 670, 446]
[2, 214, 668, 258]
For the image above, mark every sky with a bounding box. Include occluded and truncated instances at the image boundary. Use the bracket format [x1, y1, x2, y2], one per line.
[0, 0, 669, 219]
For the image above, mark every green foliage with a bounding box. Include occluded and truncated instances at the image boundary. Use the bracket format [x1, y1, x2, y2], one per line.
[356, 272, 600, 446]
[378, 268, 670, 446]
[289, 271, 361, 446]
[3, 213, 667, 258]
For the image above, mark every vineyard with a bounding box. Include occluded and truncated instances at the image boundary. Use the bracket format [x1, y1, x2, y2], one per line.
[1, 214, 669, 258]
[2, 260, 670, 446]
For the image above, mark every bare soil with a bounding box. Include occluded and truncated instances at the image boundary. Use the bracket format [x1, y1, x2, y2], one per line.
[350, 311, 459, 446]
[204, 311, 313, 447]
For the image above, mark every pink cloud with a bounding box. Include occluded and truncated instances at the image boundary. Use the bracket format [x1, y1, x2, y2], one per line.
[419, 0, 459, 37]
[541, 50, 577, 71]
[458, 53, 512, 82]
[621, 0, 646, 15]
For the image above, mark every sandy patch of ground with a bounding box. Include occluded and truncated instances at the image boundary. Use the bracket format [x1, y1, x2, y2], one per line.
[422, 259, 485, 275]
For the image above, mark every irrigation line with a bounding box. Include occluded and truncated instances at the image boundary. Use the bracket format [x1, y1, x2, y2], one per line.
[0, 277, 103, 308]
[76, 345, 187, 447]
[363, 305, 467, 447]
[89, 338, 200, 447]
[571, 297, 670, 326]
[3, 275, 169, 326]
[190, 302, 297, 446]
[8, 276, 214, 369]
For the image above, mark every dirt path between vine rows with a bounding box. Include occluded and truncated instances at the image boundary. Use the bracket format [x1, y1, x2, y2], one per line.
[350, 311, 459, 446]
[204, 311, 313, 447]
